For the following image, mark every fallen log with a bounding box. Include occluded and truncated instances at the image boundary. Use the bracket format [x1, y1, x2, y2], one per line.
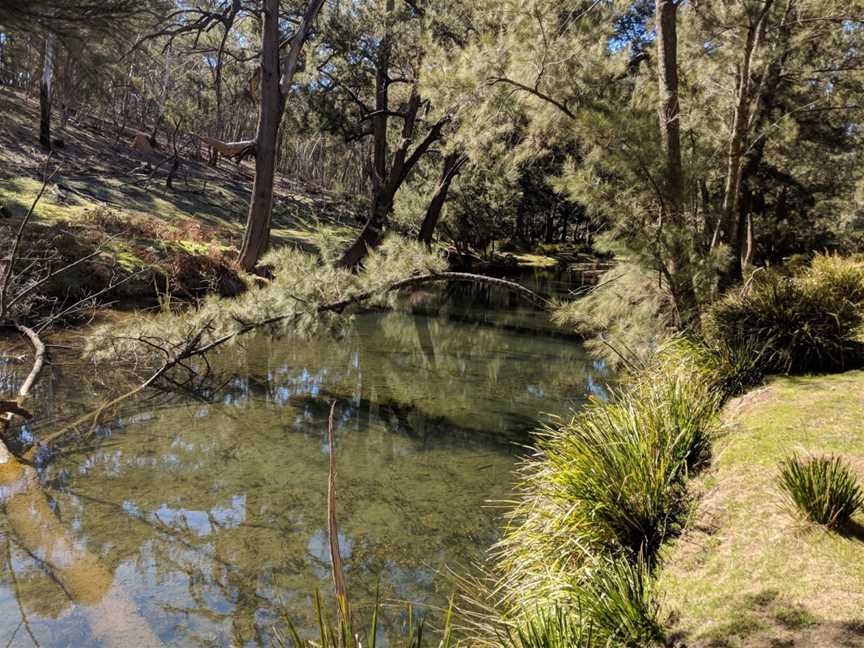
[194, 134, 256, 161]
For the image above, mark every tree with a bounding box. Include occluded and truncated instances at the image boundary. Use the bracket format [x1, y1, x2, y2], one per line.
[321, 0, 454, 269]
[655, 0, 698, 323]
[238, 0, 327, 270]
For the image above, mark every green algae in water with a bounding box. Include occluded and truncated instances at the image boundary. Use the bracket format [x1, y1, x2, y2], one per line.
[0, 310, 608, 647]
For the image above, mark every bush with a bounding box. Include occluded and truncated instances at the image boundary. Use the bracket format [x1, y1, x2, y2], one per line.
[577, 557, 664, 647]
[497, 360, 719, 604]
[705, 254, 864, 375]
[778, 454, 864, 528]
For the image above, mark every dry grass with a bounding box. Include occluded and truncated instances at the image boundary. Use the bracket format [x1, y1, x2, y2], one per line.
[658, 371, 864, 647]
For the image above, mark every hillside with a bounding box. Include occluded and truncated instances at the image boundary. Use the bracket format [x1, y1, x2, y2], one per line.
[0, 89, 360, 302]
[660, 371, 864, 648]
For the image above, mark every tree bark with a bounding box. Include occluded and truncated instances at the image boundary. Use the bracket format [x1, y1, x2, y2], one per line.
[655, 0, 698, 325]
[237, 0, 281, 271]
[718, 0, 775, 282]
[39, 32, 55, 149]
[237, 0, 327, 272]
[418, 152, 465, 245]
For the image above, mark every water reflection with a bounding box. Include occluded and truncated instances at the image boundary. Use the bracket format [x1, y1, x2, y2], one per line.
[1, 310, 608, 647]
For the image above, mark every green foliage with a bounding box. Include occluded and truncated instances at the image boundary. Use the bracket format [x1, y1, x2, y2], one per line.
[705, 254, 864, 375]
[576, 557, 664, 647]
[660, 336, 768, 400]
[502, 607, 592, 648]
[553, 262, 674, 369]
[86, 235, 447, 363]
[496, 359, 718, 608]
[778, 454, 864, 528]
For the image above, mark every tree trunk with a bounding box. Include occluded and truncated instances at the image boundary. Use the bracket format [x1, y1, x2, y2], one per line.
[338, 193, 392, 268]
[418, 152, 465, 245]
[372, 0, 395, 187]
[718, 0, 775, 283]
[237, 0, 327, 271]
[732, 0, 790, 274]
[238, 0, 281, 271]
[39, 32, 55, 149]
[338, 85, 446, 269]
[655, 0, 698, 325]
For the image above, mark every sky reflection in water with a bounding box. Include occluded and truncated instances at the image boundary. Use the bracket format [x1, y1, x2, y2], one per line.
[0, 310, 608, 647]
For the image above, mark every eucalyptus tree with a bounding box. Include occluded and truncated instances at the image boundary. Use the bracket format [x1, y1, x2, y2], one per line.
[151, 0, 328, 270]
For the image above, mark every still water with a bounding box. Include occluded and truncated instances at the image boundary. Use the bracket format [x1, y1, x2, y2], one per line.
[0, 302, 607, 647]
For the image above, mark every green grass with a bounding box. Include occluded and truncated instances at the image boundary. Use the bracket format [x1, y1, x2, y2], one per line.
[657, 371, 864, 647]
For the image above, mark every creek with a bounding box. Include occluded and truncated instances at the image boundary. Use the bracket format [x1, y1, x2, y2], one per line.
[0, 280, 608, 646]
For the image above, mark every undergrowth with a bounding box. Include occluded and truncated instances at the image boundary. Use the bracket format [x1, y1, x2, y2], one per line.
[489, 255, 864, 646]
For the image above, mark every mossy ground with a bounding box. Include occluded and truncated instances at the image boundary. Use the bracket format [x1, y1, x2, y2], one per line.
[659, 371, 864, 647]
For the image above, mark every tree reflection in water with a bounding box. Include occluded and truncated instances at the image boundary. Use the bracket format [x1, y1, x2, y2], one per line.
[0, 310, 608, 646]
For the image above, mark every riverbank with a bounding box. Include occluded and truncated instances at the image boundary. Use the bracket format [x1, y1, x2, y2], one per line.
[660, 371, 864, 647]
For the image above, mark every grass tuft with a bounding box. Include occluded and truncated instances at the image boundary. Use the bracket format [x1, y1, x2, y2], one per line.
[577, 556, 665, 647]
[778, 453, 864, 528]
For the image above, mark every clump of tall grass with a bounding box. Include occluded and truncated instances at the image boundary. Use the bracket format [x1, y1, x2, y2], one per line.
[778, 454, 864, 528]
[575, 556, 664, 647]
[501, 606, 593, 648]
[472, 557, 663, 648]
[659, 336, 768, 400]
[496, 360, 719, 607]
[705, 254, 864, 375]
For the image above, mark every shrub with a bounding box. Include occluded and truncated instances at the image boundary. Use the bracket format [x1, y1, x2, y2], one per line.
[497, 360, 719, 603]
[778, 454, 864, 527]
[577, 557, 664, 647]
[705, 254, 864, 375]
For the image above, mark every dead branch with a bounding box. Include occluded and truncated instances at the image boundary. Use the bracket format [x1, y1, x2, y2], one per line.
[193, 134, 256, 161]
[326, 400, 350, 628]
[1, 156, 54, 321]
[12, 324, 45, 403]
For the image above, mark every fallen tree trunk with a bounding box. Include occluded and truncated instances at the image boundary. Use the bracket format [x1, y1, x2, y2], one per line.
[193, 134, 256, 161]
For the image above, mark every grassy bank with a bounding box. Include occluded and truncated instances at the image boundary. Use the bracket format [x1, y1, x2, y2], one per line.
[480, 255, 864, 647]
[659, 371, 864, 647]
